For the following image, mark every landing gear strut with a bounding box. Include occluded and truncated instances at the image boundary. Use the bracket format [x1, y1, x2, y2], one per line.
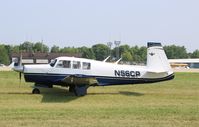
[32, 88, 40, 94]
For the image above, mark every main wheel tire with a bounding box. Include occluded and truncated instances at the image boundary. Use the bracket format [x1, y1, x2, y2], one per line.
[32, 88, 40, 94]
[69, 86, 75, 92]
[74, 85, 88, 96]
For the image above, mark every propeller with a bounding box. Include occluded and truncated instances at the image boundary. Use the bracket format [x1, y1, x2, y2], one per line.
[12, 49, 24, 87]
[19, 51, 22, 67]
[18, 52, 23, 87]
[19, 72, 22, 87]
[19, 72, 22, 81]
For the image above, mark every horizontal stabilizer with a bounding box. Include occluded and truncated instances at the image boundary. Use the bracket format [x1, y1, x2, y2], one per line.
[147, 69, 167, 73]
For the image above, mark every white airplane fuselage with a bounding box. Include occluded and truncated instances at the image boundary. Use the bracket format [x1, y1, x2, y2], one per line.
[14, 42, 175, 96]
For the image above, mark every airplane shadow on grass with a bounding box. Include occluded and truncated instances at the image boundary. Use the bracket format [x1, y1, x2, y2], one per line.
[40, 87, 144, 103]
[1, 87, 144, 103]
[88, 91, 144, 96]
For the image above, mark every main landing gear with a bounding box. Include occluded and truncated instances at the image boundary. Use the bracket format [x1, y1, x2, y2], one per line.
[69, 85, 89, 96]
[31, 84, 89, 96]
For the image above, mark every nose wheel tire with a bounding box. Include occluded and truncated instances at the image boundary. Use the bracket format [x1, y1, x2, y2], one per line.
[32, 88, 40, 94]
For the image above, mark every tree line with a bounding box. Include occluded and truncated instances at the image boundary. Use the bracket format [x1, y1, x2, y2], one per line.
[0, 41, 199, 65]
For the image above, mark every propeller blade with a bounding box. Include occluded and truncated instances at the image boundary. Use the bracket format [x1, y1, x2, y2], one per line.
[19, 72, 22, 81]
[19, 52, 22, 67]
[18, 72, 22, 88]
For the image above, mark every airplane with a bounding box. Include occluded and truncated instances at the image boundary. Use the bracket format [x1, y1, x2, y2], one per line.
[12, 42, 174, 96]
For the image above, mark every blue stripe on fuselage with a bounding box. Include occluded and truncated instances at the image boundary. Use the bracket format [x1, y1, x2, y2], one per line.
[23, 73, 174, 86]
[96, 74, 174, 86]
[24, 73, 67, 84]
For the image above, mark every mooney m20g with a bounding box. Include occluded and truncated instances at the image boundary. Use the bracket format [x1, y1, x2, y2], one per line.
[13, 42, 174, 96]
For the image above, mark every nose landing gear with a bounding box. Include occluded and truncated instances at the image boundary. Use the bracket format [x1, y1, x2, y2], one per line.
[32, 88, 40, 94]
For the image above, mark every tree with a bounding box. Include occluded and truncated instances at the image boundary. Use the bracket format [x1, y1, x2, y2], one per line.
[130, 46, 147, 63]
[4, 45, 13, 57]
[121, 51, 133, 62]
[138, 46, 147, 62]
[0, 45, 10, 65]
[164, 45, 188, 59]
[79, 46, 95, 59]
[191, 49, 199, 58]
[92, 44, 109, 60]
[59, 47, 79, 53]
[12, 45, 20, 53]
[130, 46, 139, 62]
[20, 41, 34, 52]
[119, 45, 130, 53]
[111, 45, 147, 63]
[112, 44, 131, 58]
[51, 45, 59, 53]
[33, 42, 49, 53]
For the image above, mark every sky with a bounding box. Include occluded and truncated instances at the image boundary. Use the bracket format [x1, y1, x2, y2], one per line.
[0, 0, 199, 52]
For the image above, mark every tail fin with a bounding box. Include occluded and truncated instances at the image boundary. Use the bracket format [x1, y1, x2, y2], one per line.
[147, 42, 173, 74]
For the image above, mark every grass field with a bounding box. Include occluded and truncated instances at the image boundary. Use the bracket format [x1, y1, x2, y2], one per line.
[0, 71, 198, 127]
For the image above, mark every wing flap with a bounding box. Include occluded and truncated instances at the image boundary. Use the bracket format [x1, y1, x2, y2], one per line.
[62, 75, 98, 85]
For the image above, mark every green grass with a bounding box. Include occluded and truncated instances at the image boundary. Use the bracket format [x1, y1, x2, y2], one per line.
[0, 71, 198, 127]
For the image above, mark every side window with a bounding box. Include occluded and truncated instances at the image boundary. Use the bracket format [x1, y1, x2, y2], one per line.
[73, 61, 81, 69]
[83, 62, 91, 70]
[63, 61, 71, 68]
[56, 60, 71, 68]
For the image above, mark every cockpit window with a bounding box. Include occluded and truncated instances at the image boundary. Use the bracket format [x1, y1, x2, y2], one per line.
[73, 61, 81, 69]
[50, 59, 57, 67]
[82, 62, 91, 70]
[56, 60, 63, 68]
[56, 60, 71, 68]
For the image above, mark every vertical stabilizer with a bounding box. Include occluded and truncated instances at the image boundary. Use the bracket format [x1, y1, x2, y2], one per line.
[147, 42, 172, 74]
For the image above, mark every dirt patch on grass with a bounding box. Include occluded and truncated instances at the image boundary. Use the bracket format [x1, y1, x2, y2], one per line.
[0, 67, 12, 71]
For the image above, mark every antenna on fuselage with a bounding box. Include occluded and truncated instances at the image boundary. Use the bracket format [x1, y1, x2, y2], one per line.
[115, 57, 122, 64]
[103, 56, 111, 62]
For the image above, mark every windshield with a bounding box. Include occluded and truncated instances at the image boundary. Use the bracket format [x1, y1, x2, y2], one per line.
[49, 59, 57, 67]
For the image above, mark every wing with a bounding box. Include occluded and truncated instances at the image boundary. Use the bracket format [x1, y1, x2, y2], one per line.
[61, 74, 98, 86]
